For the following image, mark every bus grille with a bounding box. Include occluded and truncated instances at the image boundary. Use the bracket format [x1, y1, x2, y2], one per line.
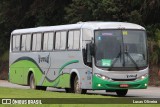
[111, 78, 136, 81]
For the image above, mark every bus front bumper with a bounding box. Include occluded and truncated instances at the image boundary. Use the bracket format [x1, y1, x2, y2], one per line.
[92, 74, 148, 90]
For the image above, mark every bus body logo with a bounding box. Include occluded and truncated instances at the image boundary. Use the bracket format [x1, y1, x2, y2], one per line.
[126, 74, 137, 78]
[38, 55, 49, 63]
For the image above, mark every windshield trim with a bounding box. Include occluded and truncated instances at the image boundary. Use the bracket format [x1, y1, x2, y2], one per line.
[94, 29, 148, 70]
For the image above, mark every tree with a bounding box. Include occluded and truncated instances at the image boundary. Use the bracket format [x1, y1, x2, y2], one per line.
[0, 0, 34, 54]
[141, 0, 160, 25]
[0, 0, 72, 54]
[27, 0, 72, 26]
[149, 29, 160, 65]
[65, 0, 120, 23]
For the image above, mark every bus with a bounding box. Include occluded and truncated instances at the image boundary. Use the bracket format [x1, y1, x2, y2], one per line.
[9, 22, 148, 96]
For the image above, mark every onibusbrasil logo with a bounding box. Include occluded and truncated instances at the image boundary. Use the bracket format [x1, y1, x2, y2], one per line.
[1, 99, 42, 104]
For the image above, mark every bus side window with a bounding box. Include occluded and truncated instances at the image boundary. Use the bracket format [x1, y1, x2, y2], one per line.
[32, 34, 37, 51]
[68, 31, 74, 50]
[68, 30, 80, 50]
[36, 33, 42, 51]
[43, 33, 49, 50]
[73, 30, 80, 50]
[26, 34, 31, 51]
[21, 34, 27, 51]
[43, 32, 54, 51]
[12, 35, 20, 52]
[55, 32, 61, 50]
[21, 34, 31, 51]
[48, 32, 54, 50]
[60, 31, 67, 50]
[32, 33, 42, 51]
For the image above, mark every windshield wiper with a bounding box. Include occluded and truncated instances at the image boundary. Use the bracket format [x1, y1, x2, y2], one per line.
[108, 45, 122, 71]
[124, 51, 140, 70]
[108, 45, 140, 71]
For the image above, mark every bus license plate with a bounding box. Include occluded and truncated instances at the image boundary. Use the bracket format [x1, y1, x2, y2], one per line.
[120, 84, 129, 88]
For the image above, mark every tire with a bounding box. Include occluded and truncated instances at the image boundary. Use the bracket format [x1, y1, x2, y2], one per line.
[29, 73, 36, 89]
[29, 73, 47, 91]
[116, 89, 128, 97]
[74, 76, 87, 94]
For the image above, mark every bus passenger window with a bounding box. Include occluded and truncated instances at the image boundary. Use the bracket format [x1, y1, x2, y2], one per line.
[43, 32, 54, 51]
[48, 32, 54, 50]
[12, 35, 20, 52]
[26, 34, 31, 51]
[21, 35, 27, 51]
[43, 33, 49, 50]
[68, 31, 74, 49]
[55, 32, 61, 50]
[32, 34, 37, 51]
[68, 30, 80, 50]
[60, 32, 67, 50]
[21, 34, 31, 51]
[32, 33, 42, 51]
[73, 31, 80, 50]
[36, 33, 42, 51]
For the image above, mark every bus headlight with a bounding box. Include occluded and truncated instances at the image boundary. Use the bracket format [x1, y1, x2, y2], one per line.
[137, 74, 148, 80]
[95, 73, 111, 81]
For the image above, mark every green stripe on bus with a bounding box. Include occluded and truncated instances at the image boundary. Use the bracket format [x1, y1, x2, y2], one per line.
[53, 60, 79, 87]
[10, 58, 79, 88]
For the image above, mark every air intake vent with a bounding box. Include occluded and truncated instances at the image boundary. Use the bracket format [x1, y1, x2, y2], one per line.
[111, 78, 136, 81]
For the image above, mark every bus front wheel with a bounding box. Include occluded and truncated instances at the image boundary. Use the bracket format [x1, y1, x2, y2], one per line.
[74, 76, 87, 94]
[116, 89, 128, 97]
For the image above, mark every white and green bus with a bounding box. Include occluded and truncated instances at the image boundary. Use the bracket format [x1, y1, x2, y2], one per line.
[9, 22, 148, 96]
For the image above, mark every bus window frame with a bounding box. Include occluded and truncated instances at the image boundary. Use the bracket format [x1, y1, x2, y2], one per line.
[20, 33, 32, 52]
[67, 29, 81, 51]
[42, 31, 55, 52]
[12, 34, 21, 52]
[31, 32, 43, 52]
[55, 30, 68, 51]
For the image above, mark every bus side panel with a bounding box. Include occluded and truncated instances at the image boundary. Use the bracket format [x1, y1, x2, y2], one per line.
[9, 66, 24, 85]
[42, 72, 70, 88]
[9, 59, 44, 85]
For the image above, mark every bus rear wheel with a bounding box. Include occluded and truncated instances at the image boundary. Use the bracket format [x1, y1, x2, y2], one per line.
[74, 76, 87, 94]
[29, 73, 47, 91]
[116, 89, 128, 97]
[30, 73, 36, 89]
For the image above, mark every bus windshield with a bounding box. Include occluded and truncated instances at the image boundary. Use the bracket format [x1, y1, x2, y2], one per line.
[95, 30, 147, 69]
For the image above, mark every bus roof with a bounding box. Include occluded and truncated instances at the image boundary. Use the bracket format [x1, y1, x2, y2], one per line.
[12, 22, 145, 34]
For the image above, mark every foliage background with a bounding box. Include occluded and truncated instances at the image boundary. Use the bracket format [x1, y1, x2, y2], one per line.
[0, 0, 160, 85]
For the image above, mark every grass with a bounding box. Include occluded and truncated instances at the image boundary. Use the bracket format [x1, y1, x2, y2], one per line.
[0, 87, 110, 98]
[0, 87, 159, 107]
